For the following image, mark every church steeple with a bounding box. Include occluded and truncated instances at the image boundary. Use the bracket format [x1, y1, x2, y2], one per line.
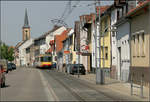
[22, 8, 30, 41]
[23, 8, 30, 28]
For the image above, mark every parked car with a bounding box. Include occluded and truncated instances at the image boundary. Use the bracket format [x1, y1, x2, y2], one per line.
[7, 63, 13, 71]
[68, 64, 86, 75]
[52, 62, 56, 69]
[0, 59, 8, 73]
[0, 65, 6, 88]
[10, 63, 16, 70]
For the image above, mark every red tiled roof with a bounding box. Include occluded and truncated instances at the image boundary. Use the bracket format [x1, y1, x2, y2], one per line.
[79, 13, 96, 24]
[96, 6, 110, 15]
[46, 48, 52, 53]
[55, 28, 71, 53]
[127, 0, 150, 16]
[79, 6, 109, 24]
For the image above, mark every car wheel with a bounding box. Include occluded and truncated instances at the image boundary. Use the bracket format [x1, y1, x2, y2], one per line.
[6, 70, 8, 73]
[82, 72, 86, 75]
[1, 82, 5, 88]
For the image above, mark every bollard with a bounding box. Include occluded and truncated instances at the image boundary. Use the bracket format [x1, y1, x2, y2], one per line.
[131, 78, 133, 96]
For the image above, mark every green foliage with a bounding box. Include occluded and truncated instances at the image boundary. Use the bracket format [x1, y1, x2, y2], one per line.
[0, 43, 14, 61]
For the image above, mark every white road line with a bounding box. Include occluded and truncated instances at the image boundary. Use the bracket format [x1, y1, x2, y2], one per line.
[38, 70, 59, 101]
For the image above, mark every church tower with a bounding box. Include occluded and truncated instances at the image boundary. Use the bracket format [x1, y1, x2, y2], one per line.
[22, 9, 30, 41]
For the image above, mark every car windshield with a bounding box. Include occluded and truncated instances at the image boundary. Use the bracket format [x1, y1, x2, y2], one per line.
[8, 64, 11, 67]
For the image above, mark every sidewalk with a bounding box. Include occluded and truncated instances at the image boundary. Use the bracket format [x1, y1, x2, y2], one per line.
[72, 73, 149, 101]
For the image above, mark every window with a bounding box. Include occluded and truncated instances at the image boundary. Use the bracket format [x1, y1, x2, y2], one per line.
[70, 36, 73, 45]
[113, 41, 115, 44]
[141, 33, 145, 56]
[104, 19, 107, 29]
[132, 35, 136, 57]
[26, 48, 30, 53]
[117, 10, 120, 20]
[70, 53, 73, 61]
[105, 47, 108, 60]
[26, 34, 28, 40]
[112, 32, 116, 37]
[137, 34, 140, 57]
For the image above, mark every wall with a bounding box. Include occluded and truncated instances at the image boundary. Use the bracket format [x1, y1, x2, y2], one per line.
[131, 10, 150, 67]
[46, 26, 66, 62]
[110, 8, 118, 78]
[22, 28, 30, 41]
[18, 39, 33, 66]
[130, 7, 150, 86]
[100, 15, 111, 69]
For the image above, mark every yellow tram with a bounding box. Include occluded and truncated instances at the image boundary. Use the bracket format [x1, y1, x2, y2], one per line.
[35, 54, 52, 69]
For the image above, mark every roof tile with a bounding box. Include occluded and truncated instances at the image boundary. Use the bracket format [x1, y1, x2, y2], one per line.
[55, 28, 71, 53]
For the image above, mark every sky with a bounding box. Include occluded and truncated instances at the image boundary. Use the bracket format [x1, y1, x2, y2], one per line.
[1, 1, 113, 46]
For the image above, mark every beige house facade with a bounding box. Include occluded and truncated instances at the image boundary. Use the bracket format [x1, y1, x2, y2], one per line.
[128, 1, 150, 86]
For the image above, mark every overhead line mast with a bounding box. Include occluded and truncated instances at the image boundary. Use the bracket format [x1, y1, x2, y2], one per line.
[95, 0, 104, 84]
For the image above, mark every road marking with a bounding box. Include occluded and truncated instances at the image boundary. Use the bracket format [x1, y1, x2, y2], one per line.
[38, 70, 59, 101]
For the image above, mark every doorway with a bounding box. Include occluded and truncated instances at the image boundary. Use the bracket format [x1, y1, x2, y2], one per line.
[118, 47, 121, 80]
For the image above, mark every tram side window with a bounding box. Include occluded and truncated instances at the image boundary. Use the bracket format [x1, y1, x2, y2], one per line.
[40, 57, 44, 62]
[48, 57, 52, 61]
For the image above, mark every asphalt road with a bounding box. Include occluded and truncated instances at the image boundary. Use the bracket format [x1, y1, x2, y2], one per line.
[0, 67, 55, 101]
[0, 67, 139, 101]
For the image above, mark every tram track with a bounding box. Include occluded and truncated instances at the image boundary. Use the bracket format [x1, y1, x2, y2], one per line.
[44, 70, 118, 101]
[46, 70, 138, 101]
[45, 70, 85, 101]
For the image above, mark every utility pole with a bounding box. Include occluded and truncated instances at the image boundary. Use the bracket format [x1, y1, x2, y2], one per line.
[77, 21, 81, 78]
[95, 0, 98, 84]
[95, 0, 104, 84]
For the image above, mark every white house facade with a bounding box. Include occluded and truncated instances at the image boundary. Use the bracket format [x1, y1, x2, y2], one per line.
[116, 19, 130, 82]
[18, 38, 33, 66]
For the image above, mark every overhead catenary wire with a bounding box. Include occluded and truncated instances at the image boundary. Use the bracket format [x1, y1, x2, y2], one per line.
[51, 1, 80, 27]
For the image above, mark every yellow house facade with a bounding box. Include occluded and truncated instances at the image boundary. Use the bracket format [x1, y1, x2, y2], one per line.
[100, 11, 111, 74]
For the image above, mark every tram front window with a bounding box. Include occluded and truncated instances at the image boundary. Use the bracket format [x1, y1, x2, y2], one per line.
[40, 56, 52, 62]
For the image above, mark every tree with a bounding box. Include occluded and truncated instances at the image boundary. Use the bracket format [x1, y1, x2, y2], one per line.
[0, 43, 14, 61]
